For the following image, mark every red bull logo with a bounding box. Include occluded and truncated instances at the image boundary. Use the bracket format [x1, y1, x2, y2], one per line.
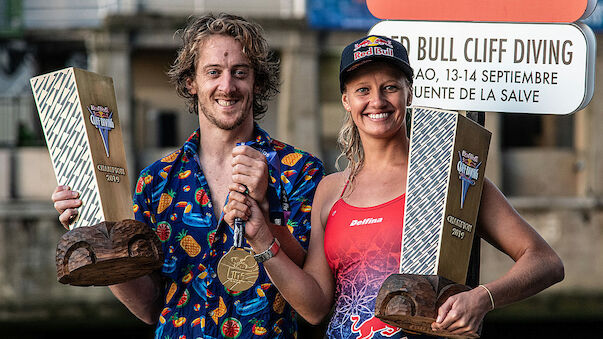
[354, 36, 393, 51]
[354, 46, 394, 61]
[350, 315, 400, 339]
[457, 150, 481, 208]
[88, 105, 115, 157]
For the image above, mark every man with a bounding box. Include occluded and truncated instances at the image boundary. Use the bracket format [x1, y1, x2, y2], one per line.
[52, 13, 324, 338]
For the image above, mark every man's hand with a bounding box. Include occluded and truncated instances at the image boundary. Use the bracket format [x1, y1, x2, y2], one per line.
[230, 145, 269, 212]
[51, 185, 82, 229]
[431, 286, 492, 337]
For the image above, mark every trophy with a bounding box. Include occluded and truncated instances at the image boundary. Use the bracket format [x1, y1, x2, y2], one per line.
[374, 107, 491, 338]
[30, 67, 163, 286]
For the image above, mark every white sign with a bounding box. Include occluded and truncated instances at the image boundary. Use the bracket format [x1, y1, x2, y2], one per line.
[370, 21, 596, 114]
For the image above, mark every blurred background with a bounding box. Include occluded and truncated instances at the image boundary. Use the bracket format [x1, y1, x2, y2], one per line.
[1, 0, 603, 338]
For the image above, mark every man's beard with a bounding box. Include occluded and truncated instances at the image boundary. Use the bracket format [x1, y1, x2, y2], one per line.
[199, 103, 251, 131]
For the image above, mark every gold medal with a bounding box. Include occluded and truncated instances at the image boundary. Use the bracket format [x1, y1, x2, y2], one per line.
[217, 214, 258, 292]
[217, 248, 259, 292]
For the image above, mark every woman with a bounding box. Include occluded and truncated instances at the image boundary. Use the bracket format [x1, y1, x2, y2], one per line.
[225, 35, 564, 338]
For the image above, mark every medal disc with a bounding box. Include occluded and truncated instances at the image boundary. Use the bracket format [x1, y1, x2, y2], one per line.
[217, 248, 259, 292]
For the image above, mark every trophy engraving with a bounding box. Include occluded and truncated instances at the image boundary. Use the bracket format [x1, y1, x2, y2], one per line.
[375, 107, 491, 338]
[30, 67, 163, 286]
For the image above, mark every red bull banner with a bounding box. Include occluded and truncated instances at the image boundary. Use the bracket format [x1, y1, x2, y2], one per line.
[367, 0, 597, 23]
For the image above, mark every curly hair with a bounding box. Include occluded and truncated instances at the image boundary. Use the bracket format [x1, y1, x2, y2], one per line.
[168, 13, 279, 119]
[335, 110, 364, 191]
[336, 75, 412, 192]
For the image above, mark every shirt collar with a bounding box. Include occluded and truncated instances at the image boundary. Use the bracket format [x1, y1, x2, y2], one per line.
[183, 123, 282, 232]
[182, 123, 271, 153]
[182, 128, 200, 156]
[182, 123, 277, 168]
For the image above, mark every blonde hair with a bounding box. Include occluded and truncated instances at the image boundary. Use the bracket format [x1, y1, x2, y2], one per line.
[335, 112, 363, 189]
[168, 13, 279, 119]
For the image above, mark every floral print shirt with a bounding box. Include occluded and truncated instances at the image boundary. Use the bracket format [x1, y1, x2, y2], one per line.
[133, 124, 324, 339]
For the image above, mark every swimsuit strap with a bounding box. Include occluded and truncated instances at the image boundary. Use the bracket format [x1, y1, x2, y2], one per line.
[340, 178, 350, 198]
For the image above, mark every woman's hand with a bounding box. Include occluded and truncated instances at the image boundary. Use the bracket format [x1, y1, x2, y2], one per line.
[431, 285, 492, 337]
[223, 190, 273, 249]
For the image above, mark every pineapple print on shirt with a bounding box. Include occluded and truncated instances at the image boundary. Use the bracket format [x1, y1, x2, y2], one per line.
[133, 125, 324, 339]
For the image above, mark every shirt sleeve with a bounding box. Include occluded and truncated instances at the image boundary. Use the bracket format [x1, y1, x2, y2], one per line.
[132, 168, 157, 229]
[284, 156, 325, 250]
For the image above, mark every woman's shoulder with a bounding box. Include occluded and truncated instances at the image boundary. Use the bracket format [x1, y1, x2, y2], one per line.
[314, 171, 348, 219]
[317, 171, 348, 196]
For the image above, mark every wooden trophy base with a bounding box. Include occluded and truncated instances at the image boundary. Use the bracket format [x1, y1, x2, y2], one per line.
[375, 274, 480, 339]
[56, 219, 163, 286]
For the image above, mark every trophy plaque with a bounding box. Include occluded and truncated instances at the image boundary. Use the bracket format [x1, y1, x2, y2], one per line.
[375, 107, 491, 338]
[30, 67, 163, 286]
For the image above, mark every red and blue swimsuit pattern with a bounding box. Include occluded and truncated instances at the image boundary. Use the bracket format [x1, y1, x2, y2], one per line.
[324, 193, 438, 339]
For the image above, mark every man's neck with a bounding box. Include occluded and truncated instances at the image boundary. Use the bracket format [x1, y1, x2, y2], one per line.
[196, 116, 255, 218]
[197, 119, 255, 162]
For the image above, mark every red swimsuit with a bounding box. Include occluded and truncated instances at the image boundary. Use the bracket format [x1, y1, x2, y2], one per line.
[324, 189, 408, 338]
